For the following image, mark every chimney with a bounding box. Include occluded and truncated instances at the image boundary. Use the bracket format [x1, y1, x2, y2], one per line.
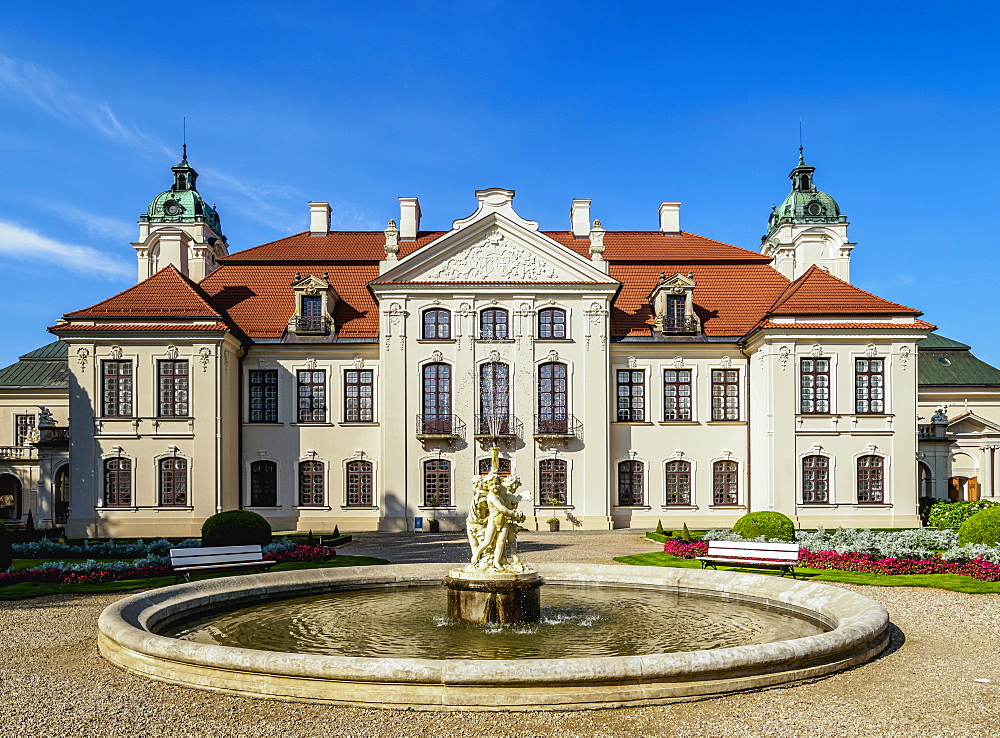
[399, 197, 421, 241]
[659, 202, 681, 235]
[309, 202, 331, 236]
[570, 199, 592, 238]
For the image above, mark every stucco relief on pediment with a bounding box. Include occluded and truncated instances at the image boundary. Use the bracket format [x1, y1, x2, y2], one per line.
[423, 230, 559, 282]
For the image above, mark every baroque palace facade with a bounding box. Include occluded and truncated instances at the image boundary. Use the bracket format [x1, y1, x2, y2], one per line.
[3, 153, 997, 537]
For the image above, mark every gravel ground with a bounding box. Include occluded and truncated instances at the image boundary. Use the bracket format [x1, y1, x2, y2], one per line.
[1, 531, 997, 738]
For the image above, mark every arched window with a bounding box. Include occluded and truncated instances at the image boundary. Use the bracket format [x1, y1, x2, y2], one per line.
[802, 455, 829, 504]
[250, 460, 277, 507]
[298, 460, 325, 507]
[479, 362, 510, 435]
[0, 474, 22, 520]
[480, 308, 509, 339]
[857, 456, 884, 503]
[712, 460, 738, 505]
[423, 459, 451, 506]
[53, 466, 70, 524]
[421, 363, 452, 434]
[103, 458, 132, 507]
[665, 460, 691, 506]
[478, 457, 512, 476]
[537, 308, 566, 339]
[539, 459, 568, 505]
[346, 460, 373, 506]
[617, 460, 644, 506]
[422, 309, 451, 339]
[159, 457, 188, 506]
[537, 362, 568, 433]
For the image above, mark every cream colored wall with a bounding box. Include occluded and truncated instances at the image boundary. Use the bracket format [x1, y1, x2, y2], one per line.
[747, 330, 922, 529]
[63, 334, 243, 538]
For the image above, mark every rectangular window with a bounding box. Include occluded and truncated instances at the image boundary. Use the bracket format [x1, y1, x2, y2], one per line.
[102, 361, 133, 417]
[800, 358, 831, 414]
[538, 308, 567, 339]
[14, 414, 36, 446]
[250, 460, 277, 507]
[159, 458, 188, 506]
[158, 360, 189, 417]
[857, 455, 885, 503]
[711, 369, 739, 421]
[297, 370, 326, 423]
[298, 461, 325, 507]
[103, 458, 132, 507]
[802, 455, 830, 504]
[855, 358, 885, 414]
[249, 370, 278, 422]
[616, 370, 645, 422]
[663, 369, 692, 421]
[344, 369, 374, 422]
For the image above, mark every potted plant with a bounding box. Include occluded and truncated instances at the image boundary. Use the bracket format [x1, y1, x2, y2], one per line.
[545, 496, 562, 531]
[426, 494, 441, 532]
[546, 517, 560, 531]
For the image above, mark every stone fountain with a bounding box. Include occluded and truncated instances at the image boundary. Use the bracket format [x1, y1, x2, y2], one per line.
[443, 445, 542, 624]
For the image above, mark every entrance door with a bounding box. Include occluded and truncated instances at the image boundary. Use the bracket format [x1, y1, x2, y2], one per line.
[968, 477, 980, 502]
[54, 466, 69, 524]
[948, 477, 961, 502]
[0, 474, 21, 520]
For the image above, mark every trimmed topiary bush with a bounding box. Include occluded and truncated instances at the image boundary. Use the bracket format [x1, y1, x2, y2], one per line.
[927, 500, 999, 529]
[0, 524, 11, 571]
[731, 511, 795, 542]
[958, 507, 1000, 546]
[201, 510, 272, 548]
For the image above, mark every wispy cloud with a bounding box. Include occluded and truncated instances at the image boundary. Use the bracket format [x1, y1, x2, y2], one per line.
[197, 165, 305, 232]
[0, 54, 171, 158]
[46, 204, 135, 243]
[0, 220, 132, 280]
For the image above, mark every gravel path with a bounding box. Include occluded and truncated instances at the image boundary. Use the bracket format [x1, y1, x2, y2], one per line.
[1, 532, 997, 737]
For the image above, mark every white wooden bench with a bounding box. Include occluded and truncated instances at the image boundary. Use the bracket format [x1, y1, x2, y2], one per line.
[695, 540, 801, 579]
[170, 545, 276, 583]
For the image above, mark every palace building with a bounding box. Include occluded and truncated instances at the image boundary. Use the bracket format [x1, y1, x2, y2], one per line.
[2, 153, 997, 537]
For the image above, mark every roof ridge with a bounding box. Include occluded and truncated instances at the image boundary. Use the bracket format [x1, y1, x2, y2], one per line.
[767, 265, 921, 316]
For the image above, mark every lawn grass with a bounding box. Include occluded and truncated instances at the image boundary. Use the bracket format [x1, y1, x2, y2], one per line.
[0, 555, 388, 601]
[614, 552, 1000, 594]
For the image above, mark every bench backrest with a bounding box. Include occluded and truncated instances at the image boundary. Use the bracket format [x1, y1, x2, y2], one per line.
[706, 540, 800, 561]
[170, 545, 265, 567]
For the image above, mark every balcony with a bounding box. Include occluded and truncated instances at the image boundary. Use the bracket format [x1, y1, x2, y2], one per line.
[918, 423, 949, 441]
[416, 414, 465, 441]
[660, 316, 700, 334]
[0, 446, 37, 461]
[293, 315, 332, 335]
[474, 414, 523, 442]
[35, 426, 69, 447]
[533, 414, 583, 446]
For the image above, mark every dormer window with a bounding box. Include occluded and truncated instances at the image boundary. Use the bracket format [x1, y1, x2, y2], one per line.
[289, 273, 338, 336]
[648, 273, 700, 334]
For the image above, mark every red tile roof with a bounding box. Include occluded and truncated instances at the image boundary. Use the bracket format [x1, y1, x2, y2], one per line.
[50, 322, 229, 333]
[768, 265, 922, 316]
[756, 320, 936, 331]
[57, 230, 929, 342]
[64, 266, 224, 319]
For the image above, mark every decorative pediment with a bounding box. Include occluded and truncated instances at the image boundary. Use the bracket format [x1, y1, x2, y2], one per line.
[948, 412, 1000, 436]
[648, 272, 701, 334]
[371, 214, 619, 287]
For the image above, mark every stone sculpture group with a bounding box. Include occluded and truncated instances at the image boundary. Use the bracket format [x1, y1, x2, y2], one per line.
[464, 468, 530, 573]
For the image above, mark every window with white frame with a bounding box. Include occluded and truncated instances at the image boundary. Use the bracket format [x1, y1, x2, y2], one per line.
[617, 460, 644, 506]
[158, 457, 188, 506]
[857, 455, 884, 503]
[711, 369, 739, 421]
[297, 370, 326, 423]
[712, 460, 738, 504]
[14, 414, 35, 446]
[344, 369, 374, 422]
[298, 460, 325, 506]
[250, 460, 277, 506]
[538, 459, 568, 505]
[665, 460, 692, 505]
[103, 458, 132, 507]
[802, 455, 830, 503]
[663, 369, 692, 421]
[346, 460, 373, 506]
[855, 358, 885, 414]
[248, 370, 278, 422]
[423, 459, 451, 506]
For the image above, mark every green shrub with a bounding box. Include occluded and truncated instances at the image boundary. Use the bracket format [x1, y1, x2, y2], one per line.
[680, 523, 692, 541]
[918, 496, 938, 526]
[0, 524, 11, 571]
[732, 511, 795, 542]
[201, 510, 272, 548]
[655, 520, 664, 535]
[927, 500, 1000, 529]
[958, 507, 1000, 546]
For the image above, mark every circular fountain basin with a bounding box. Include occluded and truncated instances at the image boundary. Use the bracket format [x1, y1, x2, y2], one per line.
[98, 563, 890, 710]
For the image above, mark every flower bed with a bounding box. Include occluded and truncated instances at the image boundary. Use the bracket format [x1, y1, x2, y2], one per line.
[662, 537, 1000, 582]
[1, 543, 332, 587]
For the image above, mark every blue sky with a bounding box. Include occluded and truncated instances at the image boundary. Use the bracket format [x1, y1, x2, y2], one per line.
[1, 2, 998, 367]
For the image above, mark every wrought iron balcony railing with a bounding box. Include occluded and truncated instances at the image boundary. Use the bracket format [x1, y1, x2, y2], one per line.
[293, 315, 333, 334]
[416, 414, 464, 438]
[660, 316, 700, 333]
[474, 414, 523, 439]
[533, 414, 583, 437]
